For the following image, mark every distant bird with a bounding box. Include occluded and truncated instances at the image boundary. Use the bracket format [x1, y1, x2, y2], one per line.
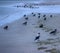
[23, 21, 27, 25]
[4, 25, 8, 30]
[32, 12, 34, 14]
[50, 15, 52, 17]
[38, 16, 40, 18]
[29, 5, 32, 8]
[31, 12, 36, 16]
[50, 29, 57, 35]
[17, 5, 19, 8]
[33, 14, 36, 16]
[25, 17, 28, 20]
[24, 5, 27, 8]
[39, 24, 43, 28]
[44, 17, 46, 20]
[43, 15, 46, 17]
[38, 13, 40, 15]
[24, 14, 26, 17]
[34, 33, 40, 41]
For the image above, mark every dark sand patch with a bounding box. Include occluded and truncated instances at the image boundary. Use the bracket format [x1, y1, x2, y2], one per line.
[38, 47, 47, 50]
[45, 48, 60, 53]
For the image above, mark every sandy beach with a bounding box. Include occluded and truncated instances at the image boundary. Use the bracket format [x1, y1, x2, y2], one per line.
[1, 1, 60, 53]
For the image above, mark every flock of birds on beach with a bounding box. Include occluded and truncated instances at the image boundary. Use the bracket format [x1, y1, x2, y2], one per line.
[2, 12, 58, 42]
[22, 12, 57, 41]
[15, 3, 39, 9]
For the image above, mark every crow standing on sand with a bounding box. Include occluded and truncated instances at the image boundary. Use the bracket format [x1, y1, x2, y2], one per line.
[50, 15, 52, 18]
[39, 24, 43, 28]
[4, 25, 8, 30]
[23, 21, 27, 25]
[43, 15, 46, 17]
[50, 29, 57, 35]
[38, 13, 40, 15]
[38, 16, 40, 18]
[44, 17, 46, 20]
[25, 17, 28, 20]
[34, 33, 40, 41]
[24, 14, 26, 17]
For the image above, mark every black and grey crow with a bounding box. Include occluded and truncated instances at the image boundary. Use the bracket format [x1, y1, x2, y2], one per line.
[4, 25, 8, 30]
[39, 24, 43, 28]
[38, 16, 40, 18]
[25, 17, 28, 20]
[43, 15, 46, 17]
[44, 17, 46, 20]
[24, 15, 26, 17]
[50, 15, 52, 17]
[50, 29, 57, 34]
[38, 13, 40, 15]
[34, 33, 40, 41]
[33, 14, 36, 16]
[23, 21, 27, 25]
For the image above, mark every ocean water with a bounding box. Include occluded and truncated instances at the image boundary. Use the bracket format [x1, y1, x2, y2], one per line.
[0, 1, 39, 20]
